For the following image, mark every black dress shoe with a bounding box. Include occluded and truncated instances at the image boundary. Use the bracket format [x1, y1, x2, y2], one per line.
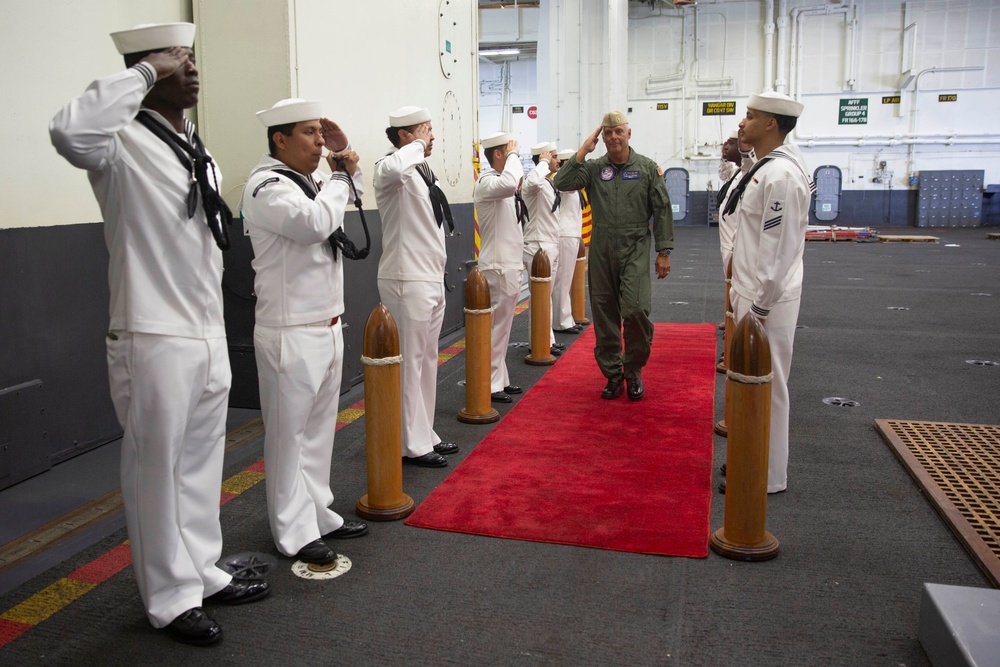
[504, 385, 523, 394]
[433, 442, 459, 456]
[324, 520, 369, 539]
[205, 579, 271, 606]
[552, 342, 566, 350]
[601, 377, 624, 399]
[295, 539, 336, 564]
[491, 391, 512, 403]
[403, 452, 448, 468]
[554, 325, 582, 334]
[164, 608, 222, 646]
[720, 463, 727, 476]
[626, 376, 644, 401]
[550, 345, 563, 357]
[718, 480, 726, 494]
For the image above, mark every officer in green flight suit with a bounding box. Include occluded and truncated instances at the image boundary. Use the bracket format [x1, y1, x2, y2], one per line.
[553, 110, 673, 401]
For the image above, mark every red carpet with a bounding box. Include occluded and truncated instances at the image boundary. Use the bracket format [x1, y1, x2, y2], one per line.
[405, 323, 718, 557]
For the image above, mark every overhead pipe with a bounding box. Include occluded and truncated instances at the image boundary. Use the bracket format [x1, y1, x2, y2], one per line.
[773, 0, 786, 93]
[905, 65, 987, 175]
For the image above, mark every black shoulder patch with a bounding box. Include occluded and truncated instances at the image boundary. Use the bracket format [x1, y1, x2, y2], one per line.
[252, 177, 279, 198]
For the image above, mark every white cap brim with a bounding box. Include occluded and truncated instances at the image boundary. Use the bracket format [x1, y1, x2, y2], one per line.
[389, 106, 431, 127]
[111, 22, 195, 55]
[747, 92, 804, 118]
[257, 99, 323, 127]
[557, 149, 576, 160]
[530, 142, 557, 155]
[482, 132, 514, 149]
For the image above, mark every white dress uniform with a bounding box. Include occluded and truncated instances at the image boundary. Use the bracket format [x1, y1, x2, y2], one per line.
[719, 153, 755, 277]
[553, 188, 583, 330]
[374, 139, 448, 457]
[474, 153, 524, 393]
[241, 153, 363, 557]
[730, 142, 811, 494]
[50, 62, 234, 628]
[521, 160, 561, 344]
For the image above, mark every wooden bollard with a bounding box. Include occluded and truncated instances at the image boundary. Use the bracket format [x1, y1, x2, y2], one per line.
[715, 261, 735, 437]
[356, 304, 414, 521]
[571, 239, 590, 325]
[458, 268, 500, 424]
[710, 313, 779, 561]
[525, 248, 557, 366]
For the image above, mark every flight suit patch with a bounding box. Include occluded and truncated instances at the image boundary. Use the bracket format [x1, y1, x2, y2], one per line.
[622, 170, 640, 180]
[600, 167, 615, 181]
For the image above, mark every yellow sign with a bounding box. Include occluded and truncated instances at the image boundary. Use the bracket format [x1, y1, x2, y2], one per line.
[703, 101, 736, 116]
[656, 103, 669, 111]
[512, 106, 524, 113]
[939, 94, 958, 102]
[882, 96, 901, 104]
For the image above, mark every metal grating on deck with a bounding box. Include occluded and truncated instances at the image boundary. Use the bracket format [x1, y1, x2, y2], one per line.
[875, 419, 1000, 587]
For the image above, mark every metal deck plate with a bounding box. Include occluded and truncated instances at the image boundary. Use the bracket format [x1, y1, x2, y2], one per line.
[875, 419, 1000, 587]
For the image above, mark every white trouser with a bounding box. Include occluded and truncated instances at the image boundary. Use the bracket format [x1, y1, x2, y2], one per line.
[378, 279, 446, 457]
[730, 292, 800, 493]
[553, 236, 580, 330]
[254, 319, 346, 556]
[107, 333, 233, 628]
[484, 268, 521, 393]
[523, 240, 559, 345]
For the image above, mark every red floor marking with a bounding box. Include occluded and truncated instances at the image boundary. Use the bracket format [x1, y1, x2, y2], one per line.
[0, 619, 32, 647]
[66, 544, 132, 585]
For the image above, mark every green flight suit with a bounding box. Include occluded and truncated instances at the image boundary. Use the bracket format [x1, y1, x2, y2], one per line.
[553, 148, 673, 381]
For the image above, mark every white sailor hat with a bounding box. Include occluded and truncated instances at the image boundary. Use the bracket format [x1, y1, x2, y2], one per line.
[256, 98, 322, 127]
[530, 142, 557, 156]
[747, 91, 804, 118]
[557, 149, 576, 161]
[389, 106, 431, 128]
[481, 132, 514, 149]
[729, 130, 739, 140]
[111, 22, 195, 55]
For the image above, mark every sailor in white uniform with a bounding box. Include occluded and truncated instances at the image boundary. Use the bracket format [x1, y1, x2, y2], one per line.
[374, 106, 459, 468]
[473, 132, 525, 404]
[727, 92, 812, 494]
[49, 22, 269, 646]
[521, 141, 563, 354]
[552, 148, 585, 334]
[241, 99, 370, 568]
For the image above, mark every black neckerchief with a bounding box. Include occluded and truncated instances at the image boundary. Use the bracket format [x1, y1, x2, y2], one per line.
[415, 162, 454, 234]
[722, 156, 774, 218]
[515, 182, 530, 226]
[135, 110, 232, 250]
[717, 170, 740, 210]
[548, 178, 561, 213]
[268, 168, 370, 261]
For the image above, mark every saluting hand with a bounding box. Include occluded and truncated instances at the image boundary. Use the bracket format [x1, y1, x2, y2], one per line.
[320, 118, 349, 153]
[142, 46, 190, 81]
[577, 125, 602, 162]
[504, 139, 520, 158]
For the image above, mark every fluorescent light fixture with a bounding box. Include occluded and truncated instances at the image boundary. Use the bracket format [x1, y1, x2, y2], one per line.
[480, 49, 520, 56]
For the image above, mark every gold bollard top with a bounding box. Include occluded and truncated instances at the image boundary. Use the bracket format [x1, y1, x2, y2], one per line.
[465, 267, 491, 310]
[530, 248, 551, 278]
[577, 239, 586, 258]
[730, 313, 771, 376]
[363, 303, 400, 358]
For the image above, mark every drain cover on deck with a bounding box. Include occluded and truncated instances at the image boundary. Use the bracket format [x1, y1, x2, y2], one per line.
[875, 419, 1000, 587]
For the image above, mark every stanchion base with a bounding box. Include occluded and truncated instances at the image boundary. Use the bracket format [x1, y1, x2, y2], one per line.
[356, 494, 415, 522]
[714, 419, 728, 437]
[525, 354, 557, 366]
[574, 318, 591, 325]
[457, 407, 500, 424]
[709, 528, 779, 561]
[716, 361, 728, 374]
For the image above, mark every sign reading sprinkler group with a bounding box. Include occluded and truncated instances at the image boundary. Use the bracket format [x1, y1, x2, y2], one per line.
[839, 98, 868, 125]
[702, 101, 735, 116]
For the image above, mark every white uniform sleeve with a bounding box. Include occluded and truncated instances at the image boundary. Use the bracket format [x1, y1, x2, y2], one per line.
[249, 174, 351, 245]
[476, 155, 522, 201]
[49, 64, 156, 171]
[373, 140, 425, 190]
[521, 160, 551, 196]
[751, 176, 808, 317]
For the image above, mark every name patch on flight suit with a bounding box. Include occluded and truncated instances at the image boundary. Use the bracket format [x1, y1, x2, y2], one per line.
[621, 170, 640, 180]
[600, 167, 615, 181]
